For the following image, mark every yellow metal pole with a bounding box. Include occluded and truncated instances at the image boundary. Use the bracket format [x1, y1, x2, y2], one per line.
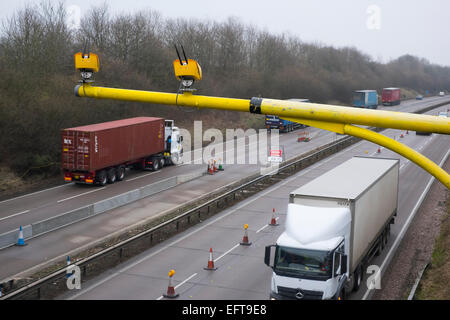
[281, 116, 450, 189]
[74, 84, 250, 112]
[74, 83, 450, 189]
[75, 84, 450, 134]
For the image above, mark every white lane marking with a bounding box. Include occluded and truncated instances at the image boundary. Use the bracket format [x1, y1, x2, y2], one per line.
[156, 272, 198, 300]
[0, 184, 70, 205]
[68, 137, 368, 300]
[362, 148, 450, 300]
[214, 243, 240, 263]
[0, 210, 30, 223]
[125, 170, 161, 182]
[256, 217, 280, 233]
[56, 187, 106, 203]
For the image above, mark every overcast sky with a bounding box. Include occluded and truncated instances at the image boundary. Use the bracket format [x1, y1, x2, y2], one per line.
[1, 0, 450, 66]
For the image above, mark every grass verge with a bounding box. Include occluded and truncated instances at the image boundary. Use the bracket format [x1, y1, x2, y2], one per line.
[415, 190, 450, 299]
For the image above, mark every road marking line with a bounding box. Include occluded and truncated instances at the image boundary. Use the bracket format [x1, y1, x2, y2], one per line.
[0, 210, 30, 222]
[125, 170, 161, 182]
[0, 184, 70, 205]
[156, 272, 198, 300]
[214, 243, 240, 262]
[256, 217, 280, 233]
[56, 188, 105, 203]
[362, 148, 450, 300]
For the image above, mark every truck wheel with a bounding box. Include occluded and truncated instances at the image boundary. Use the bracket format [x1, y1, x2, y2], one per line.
[352, 266, 363, 292]
[107, 168, 117, 184]
[97, 170, 107, 186]
[151, 158, 160, 171]
[375, 238, 382, 256]
[116, 166, 125, 181]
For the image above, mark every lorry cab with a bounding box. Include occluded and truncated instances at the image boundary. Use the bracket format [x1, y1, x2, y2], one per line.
[352, 90, 378, 109]
[164, 119, 183, 164]
[265, 204, 350, 300]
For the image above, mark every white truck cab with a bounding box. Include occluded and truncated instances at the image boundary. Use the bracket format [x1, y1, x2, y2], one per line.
[164, 120, 183, 164]
[266, 204, 350, 300]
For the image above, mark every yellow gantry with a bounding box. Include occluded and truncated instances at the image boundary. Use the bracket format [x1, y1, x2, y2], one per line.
[74, 83, 450, 189]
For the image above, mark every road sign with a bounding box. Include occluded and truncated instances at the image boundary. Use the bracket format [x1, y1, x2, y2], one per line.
[270, 150, 282, 157]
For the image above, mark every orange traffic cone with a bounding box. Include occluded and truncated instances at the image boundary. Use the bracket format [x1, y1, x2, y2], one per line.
[204, 248, 217, 270]
[163, 269, 179, 298]
[269, 208, 279, 226]
[240, 224, 252, 246]
[208, 160, 214, 175]
[377, 147, 381, 153]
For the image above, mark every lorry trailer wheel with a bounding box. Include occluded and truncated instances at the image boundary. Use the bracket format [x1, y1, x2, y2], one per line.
[97, 170, 107, 186]
[107, 168, 117, 184]
[353, 266, 363, 292]
[116, 166, 125, 181]
[151, 158, 160, 171]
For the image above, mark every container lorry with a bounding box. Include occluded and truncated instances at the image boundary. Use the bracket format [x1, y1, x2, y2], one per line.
[264, 156, 399, 300]
[265, 99, 310, 132]
[352, 90, 378, 109]
[62, 117, 183, 186]
[382, 88, 401, 106]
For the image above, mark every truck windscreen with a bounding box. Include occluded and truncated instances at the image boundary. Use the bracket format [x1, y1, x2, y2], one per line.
[274, 246, 331, 280]
[353, 92, 364, 101]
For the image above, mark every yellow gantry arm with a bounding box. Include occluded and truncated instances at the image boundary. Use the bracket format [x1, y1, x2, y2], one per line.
[74, 83, 450, 189]
[75, 84, 450, 134]
[280, 117, 450, 189]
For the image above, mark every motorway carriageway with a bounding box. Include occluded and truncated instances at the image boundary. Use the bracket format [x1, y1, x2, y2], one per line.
[0, 96, 448, 284]
[58, 104, 450, 300]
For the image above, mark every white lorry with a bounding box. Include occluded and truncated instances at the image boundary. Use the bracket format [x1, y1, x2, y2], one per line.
[264, 156, 399, 300]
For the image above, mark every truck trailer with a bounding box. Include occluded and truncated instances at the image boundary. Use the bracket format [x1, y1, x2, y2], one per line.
[352, 90, 378, 109]
[62, 117, 183, 186]
[264, 156, 399, 300]
[382, 88, 401, 106]
[265, 99, 310, 132]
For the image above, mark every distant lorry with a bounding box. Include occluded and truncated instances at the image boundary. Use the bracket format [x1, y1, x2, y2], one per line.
[352, 90, 378, 109]
[265, 99, 310, 133]
[439, 91, 445, 97]
[264, 156, 399, 300]
[62, 117, 183, 186]
[382, 88, 401, 106]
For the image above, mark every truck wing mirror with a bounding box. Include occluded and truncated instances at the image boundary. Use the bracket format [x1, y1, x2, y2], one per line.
[341, 254, 348, 274]
[264, 245, 276, 268]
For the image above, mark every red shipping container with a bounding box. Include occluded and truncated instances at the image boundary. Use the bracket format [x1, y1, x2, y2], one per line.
[62, 117, 165, 172]
[382, 88, 401, 106]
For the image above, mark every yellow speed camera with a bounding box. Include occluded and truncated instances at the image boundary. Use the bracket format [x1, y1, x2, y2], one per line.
[173, 58, 202, 81]
[74, 52, 99, 72]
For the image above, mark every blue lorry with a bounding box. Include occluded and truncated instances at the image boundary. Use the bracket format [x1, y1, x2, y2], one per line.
[265, 99, 310, 133]
[352, 90, 378, 109]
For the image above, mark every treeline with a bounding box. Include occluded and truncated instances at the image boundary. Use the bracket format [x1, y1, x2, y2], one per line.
[1, 1, 450, 177]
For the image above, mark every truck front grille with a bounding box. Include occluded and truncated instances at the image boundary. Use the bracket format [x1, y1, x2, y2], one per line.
[277, 286, 323, 300]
